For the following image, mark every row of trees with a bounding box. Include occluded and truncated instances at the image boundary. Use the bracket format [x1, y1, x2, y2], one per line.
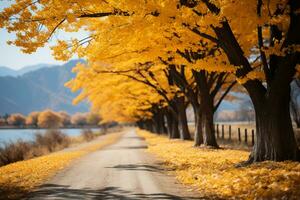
[0, 110, 101, 128]
[1, 0, 299, 163]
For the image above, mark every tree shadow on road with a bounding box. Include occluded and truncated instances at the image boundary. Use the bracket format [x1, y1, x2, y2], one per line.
[25, 184, 205, 199]
[106, 164, 165, 173]
[124, 136, 145, 140]
[118, 145, 148, 149]
[104, 145, 148, 151]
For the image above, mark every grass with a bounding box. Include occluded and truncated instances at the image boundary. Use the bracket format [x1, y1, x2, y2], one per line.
[0, 131, 123, 200]
[137, 129, 300, 199]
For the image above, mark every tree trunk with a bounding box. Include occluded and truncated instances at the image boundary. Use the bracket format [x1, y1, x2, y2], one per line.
[161, 113, 168, 135]
[193, 106, 203, 146]
[152, 117, 159, 133]
[188, 0, 300, 163]
[213, 17, 300, 162]
[194, 70, 219, 148]
[177, 97, 191, 140]
[248, 89, 300, 162]
[171, 115, 180, 139]
[153, 110, 166, 134]
[201, 96, 219, 147]
[165, 109, 180, 139]
[136, 121, 144, 129]
[165, 111, 173, 138]
[144, 120, 154, 132]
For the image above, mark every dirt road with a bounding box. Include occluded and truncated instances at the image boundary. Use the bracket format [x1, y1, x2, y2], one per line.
[26, 128, 200, 199]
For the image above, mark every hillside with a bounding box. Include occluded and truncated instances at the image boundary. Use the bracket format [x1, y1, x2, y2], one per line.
[0, 64, 54, 77]
[0, 60, 89, 115]
[0, 59, 248, 116]
[0, 66, 16, 77]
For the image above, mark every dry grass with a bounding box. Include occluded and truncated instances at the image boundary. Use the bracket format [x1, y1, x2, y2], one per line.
[0, 128, 107, 167]
[80, 129, 97, 141]
[0, 141, 32, 166]
[0, 130, 70, 167]
[35, 130, 70, 152]
[138, 129, 300, 200]
[0, 132, 123, 200]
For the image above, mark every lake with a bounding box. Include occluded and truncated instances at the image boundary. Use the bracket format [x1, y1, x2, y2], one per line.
[0, 128, 102, 146]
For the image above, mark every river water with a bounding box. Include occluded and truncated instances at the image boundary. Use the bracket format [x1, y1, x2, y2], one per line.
[0, 128, 101, 146]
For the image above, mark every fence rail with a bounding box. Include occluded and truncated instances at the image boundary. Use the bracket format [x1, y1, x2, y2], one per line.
[215, 124, 255, 146]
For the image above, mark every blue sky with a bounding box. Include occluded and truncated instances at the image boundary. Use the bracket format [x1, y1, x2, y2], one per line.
[0, 1, 84, 70]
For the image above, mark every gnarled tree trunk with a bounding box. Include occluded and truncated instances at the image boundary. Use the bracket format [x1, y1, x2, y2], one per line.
[211, 1, 300, 162]
[249, 84, 300, 162]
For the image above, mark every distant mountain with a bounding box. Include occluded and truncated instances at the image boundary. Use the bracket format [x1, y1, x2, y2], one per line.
[0, 66, 16, 77]
[0, 59, 250, 116]
[0, 59, 89, 115]
[17, 63, 54, 75]
[0, 63, 54, 77]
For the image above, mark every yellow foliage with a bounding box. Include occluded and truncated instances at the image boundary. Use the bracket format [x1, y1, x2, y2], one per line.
[137, 129, 300, 200]
[0, 132, 122, 199]
[0, 0, 297, 123]
[37, 110, 62, 128]
[237, 71, 266, 85]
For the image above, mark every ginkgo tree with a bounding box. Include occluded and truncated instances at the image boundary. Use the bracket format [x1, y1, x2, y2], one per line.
[0, 0, 230, 147]
[1, 0, 300, 163]
[64, 6, 237, 147]
[68, 70, 161, 124]
[178, 0, 300, 163]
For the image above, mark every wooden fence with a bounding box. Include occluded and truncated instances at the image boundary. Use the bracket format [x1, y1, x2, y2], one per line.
[215, 124, 256, 146]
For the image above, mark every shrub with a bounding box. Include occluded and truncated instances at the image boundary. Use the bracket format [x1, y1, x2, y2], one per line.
[58, 111, 71, 127]
[81, 129, 96, 141]
[7, 114, 26, 127]
[86, 113, 101, 126]
[37, 110, 62, 128]
[35, 130, 70, 152]
[0, 118, 6, 126]
[71, 113, 87, 126]
[25, 111, 40, 127]
[0, 130, 71, 167]
[0, 140, 32, 166]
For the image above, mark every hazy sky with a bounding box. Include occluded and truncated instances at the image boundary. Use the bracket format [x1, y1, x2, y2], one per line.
[0, 1, 85, 70]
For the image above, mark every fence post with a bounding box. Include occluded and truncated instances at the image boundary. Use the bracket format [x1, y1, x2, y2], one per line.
[245, 129, 248, 144]
[216, 124, 219, 138]
[229, 125, 231, 141]
[252, 129, 255, 146]
[222, 125, 224, 139]
[238, 128, 241, 142]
